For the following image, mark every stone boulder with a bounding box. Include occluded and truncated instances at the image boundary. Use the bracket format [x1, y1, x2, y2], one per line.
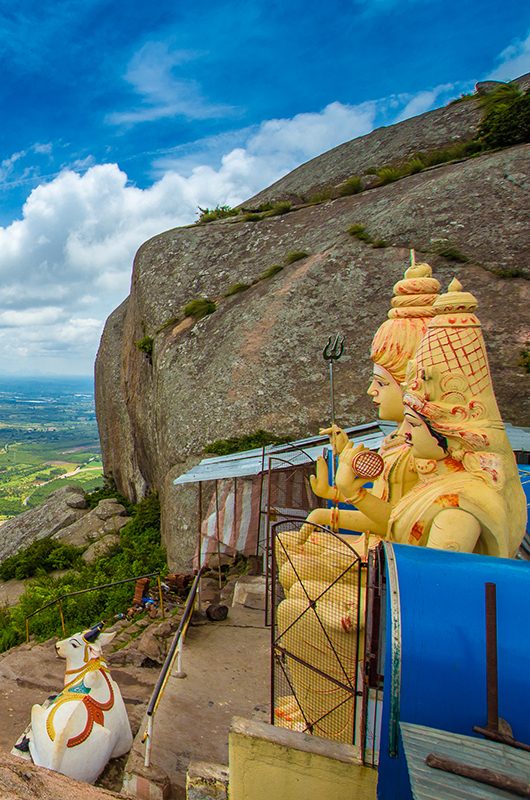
[109, 619, 175, 668]
[81, 533, 121, 563]
[232, 576, 267, 611]
[0, 487, 88, 564]
[55, 498, 129, 549]
[0, 753, 123, 799]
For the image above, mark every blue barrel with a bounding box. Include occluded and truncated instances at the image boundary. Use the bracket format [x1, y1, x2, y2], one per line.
[377, 543, 530, 799]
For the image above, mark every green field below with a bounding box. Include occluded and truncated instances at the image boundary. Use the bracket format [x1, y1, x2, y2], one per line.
[0, 380, 104, 518]
[0, 432, 104, 517]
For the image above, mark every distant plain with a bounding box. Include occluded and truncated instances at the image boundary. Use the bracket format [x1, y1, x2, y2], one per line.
[0, 377, 102, 519]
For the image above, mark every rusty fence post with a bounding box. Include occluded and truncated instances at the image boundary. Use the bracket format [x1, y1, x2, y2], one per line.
[57, 599, 66, 636]
[157, 575, 165, 618]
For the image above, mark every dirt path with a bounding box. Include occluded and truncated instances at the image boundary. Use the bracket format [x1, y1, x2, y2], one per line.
[128, 604, 270, 799]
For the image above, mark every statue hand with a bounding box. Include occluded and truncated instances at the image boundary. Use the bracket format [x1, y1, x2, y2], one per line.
[319, 424, 349, 455]
[309, 457, 335, 500]
[335, 441, 370, 501]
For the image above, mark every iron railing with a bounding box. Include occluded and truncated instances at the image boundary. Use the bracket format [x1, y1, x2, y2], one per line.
[143, 566, 204, 767]
[24, 571, 164, 641]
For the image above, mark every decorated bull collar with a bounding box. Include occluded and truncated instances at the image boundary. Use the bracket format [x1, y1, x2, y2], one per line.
[64, 656, 110, 689]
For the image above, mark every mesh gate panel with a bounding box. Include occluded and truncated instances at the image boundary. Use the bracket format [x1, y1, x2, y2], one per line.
[271, 518, 364, 745]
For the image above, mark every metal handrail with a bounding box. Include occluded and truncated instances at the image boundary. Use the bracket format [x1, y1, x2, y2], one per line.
[24, 571, 164, 641]
[143, 565, 204, 767]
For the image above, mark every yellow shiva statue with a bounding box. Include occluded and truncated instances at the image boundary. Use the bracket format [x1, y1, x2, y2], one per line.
[336, 278, 527, 555]
[274, 254, 441, 740]
[278, 253, 440, 592]
[274, 276, 526, 743]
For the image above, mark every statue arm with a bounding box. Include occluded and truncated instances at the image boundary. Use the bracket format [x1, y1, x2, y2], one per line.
[426, 508, 481, 552]
[305, 507, 375, 533]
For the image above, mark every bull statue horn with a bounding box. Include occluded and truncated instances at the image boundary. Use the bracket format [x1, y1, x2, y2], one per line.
[83, 622, 104, 642]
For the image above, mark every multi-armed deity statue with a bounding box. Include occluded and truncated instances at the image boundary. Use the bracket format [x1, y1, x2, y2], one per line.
[278, 254, 441, 592]
[336, 276, 526, 554]
[275, 256, 527, 742]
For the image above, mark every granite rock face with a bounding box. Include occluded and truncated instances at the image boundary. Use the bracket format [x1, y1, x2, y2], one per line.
[55, 498, 129, 548]
[95, 98, 530, 570]
[0, 486, 89, 563]
[242, 73, 530, 207]
[0, 490, 130, 563]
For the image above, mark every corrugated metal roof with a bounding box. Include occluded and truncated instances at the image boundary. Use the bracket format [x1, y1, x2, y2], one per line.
[401, 722, 530, 800]
[505, 423, 530, 452]
[173, 422, 393, 484]
[173, 421, 530, 485]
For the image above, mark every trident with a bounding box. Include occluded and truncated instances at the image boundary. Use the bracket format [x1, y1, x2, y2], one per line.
[323, 334, 344, 486]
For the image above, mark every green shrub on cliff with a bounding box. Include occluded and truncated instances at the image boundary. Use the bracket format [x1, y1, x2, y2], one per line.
[268, 201, 292, 216]
[0, 494, 166, 650]
[0, 538, 83, 581]
[183, 297, 217, 319]
[135, 335, 154, 357]
[204, 430, 291, 456]
[261, 263, 284, 279]
[338, 176, 363, 196]
[432, 242, 469, 263]
[196, 205, 239, 223]
[347, 223, 372, 243]
[519, 345, 530, 374]
[478, 84, 530, 148]
[224, 283, 250, 297]
[285, 251, 308, 264]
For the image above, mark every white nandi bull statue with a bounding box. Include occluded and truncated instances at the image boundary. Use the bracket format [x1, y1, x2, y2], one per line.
[27, 622, 133, 783]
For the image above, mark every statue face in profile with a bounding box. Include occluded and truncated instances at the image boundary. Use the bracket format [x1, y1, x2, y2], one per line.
[367, 364, 404, 422]
[403, 408, 447, 461]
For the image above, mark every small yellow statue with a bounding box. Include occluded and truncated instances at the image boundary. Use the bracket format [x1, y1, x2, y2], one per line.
[336, 278, 527, 555]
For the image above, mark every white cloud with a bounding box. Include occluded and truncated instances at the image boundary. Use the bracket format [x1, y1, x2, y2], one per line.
[0, 307, 63, 327]
[393, 83, 455, 123]
[0, 86, 460, 375]
[486, 32, 530, 82]
[152, 100, 379, 205]
[108, 42, 233, 126]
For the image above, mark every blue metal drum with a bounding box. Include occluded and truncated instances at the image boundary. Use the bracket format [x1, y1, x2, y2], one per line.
[377, 543, 530, 799]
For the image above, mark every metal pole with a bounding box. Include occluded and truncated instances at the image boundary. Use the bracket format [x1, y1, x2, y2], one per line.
[156, 575, 165, 619]
[214, 480, 222, 590]
[322, 334, 344, 488]
[58, 600, 66, 636]
[198, 482, 203, 606]
[485, 582, 499, 732]
[265, 456, 274, 627]
[233, 476, 237, 547]
[25, 618, 29, 643]
[270, 521, 277, 725]
[329, 359, 335, 426]
[177, 642, 183, 676]
[144, 716, 153, 767]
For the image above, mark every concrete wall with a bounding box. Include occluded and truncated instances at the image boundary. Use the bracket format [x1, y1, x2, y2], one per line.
[228, 717, 377, 800]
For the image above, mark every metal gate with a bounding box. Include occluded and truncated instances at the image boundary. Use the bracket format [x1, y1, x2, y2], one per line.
[270, 518, 364, 745]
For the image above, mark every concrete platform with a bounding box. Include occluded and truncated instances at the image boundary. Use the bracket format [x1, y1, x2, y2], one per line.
[125, 605, 270, 799]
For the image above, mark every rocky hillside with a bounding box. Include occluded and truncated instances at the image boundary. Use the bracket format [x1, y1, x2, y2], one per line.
[95, 83, 530, 569]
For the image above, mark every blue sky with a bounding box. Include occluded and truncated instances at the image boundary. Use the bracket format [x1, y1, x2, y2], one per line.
[0, 0, 528, 375]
